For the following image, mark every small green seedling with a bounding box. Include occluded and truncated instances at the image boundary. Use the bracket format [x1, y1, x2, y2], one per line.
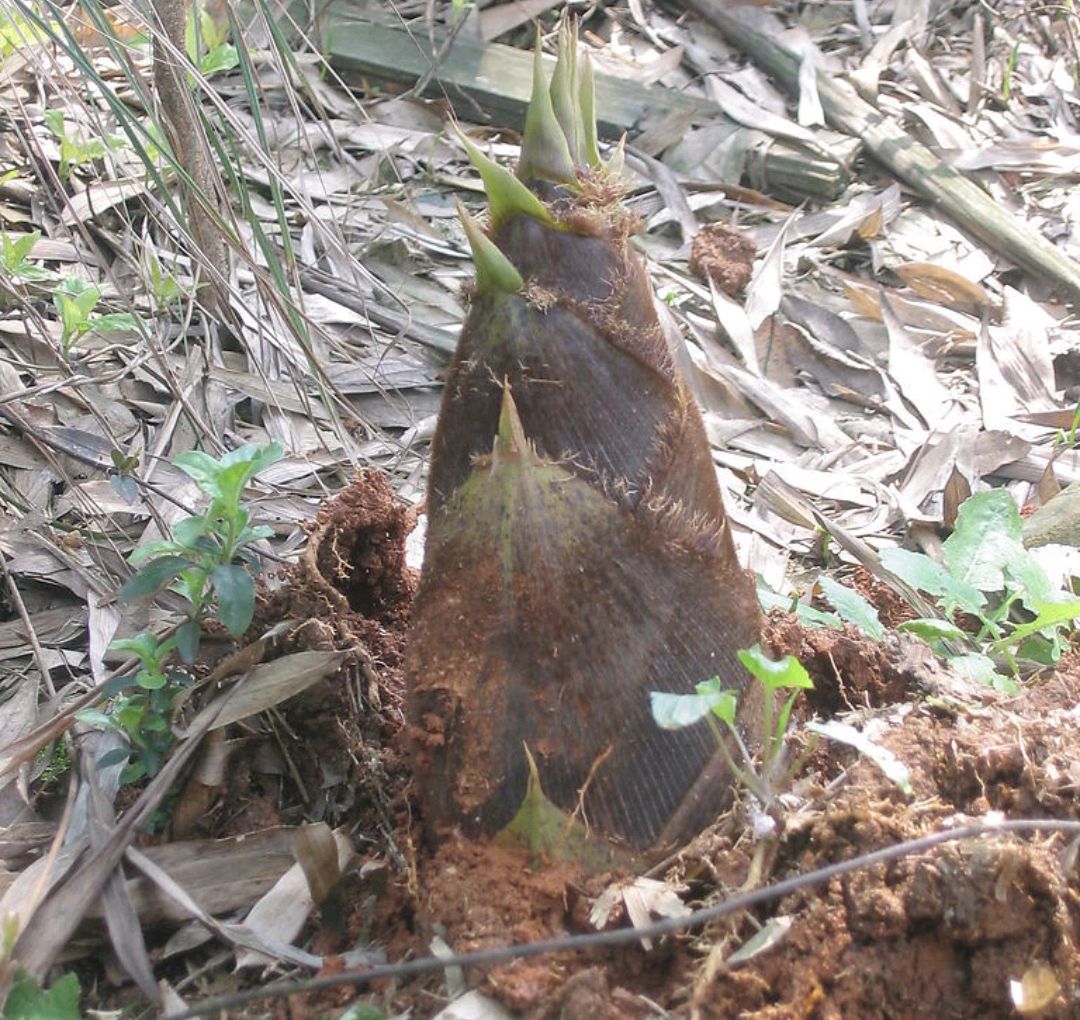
[52, 278, 142, 355]
[81, 631, 190, 783]
[82, 442, 282, 782]
[651, 644, 814, 810]
[0, 10, 48, 57]
[762, 490, 1080, 695]
[185, 5, 238, 76]
[147, 250, 186, 308]
[119, 442, 284, 656]
[1, 230, 55, 281]
[43, 109, 126, 180]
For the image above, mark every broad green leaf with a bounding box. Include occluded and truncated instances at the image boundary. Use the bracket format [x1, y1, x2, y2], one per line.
[128, 538, 185, 564]
[173, 450, 224, 494]
[993, 597, 1080, 650]
[215, 460, 256, 508]
[3, 970, 81, 1020]
[650, 690, 712, 730]
[879, 547, 985, 614]
[211, 564, 255, 635]
[816, 577, 885, 641]
[943, 490, 1023, 592]
[118, 555, 190, 601]
[120, 760, 147, 784]
[947, 651, 1020, 693]
[136, 669, 167, 691]
[176, 619, 200, 664]
[109, 630, 165, 663]
[1017, 632, 1063, 666]
[897, 617, 967, 643]
[756, 577, 843, 629]
[200, 42, 238, 75]
[1001, 546, 1055, 606]
[336, 1006, 386, 1020]
[2, 229, 38, 269]
[172, 514, 208, 549]
[87, 312, 141, 335]
[75, 708, 114, 728]
[695, 676, 739, 725]
[219, 441, 283, 474]
[97, 747, 132, 768]
[737, 644, 814, 691]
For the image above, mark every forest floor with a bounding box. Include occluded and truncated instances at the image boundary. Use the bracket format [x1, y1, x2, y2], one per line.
[1, 0, 1080, 1017]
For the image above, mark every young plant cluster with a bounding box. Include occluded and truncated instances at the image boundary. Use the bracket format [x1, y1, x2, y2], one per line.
[761, 489, 1080, 694]
[651, 645, 813, 813]
[80, 443, 281, 782]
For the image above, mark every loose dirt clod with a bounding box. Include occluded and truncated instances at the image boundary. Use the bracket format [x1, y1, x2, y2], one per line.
[689, 222, 757, 296]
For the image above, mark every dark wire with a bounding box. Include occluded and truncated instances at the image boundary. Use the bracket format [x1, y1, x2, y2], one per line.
[164, 818, 1080, 1018]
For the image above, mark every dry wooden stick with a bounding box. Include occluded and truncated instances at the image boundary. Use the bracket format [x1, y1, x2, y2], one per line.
[681, 0, 1080, 304]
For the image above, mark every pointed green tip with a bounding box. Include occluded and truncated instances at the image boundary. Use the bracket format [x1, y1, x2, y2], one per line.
[456, 200, 523, 295]
[452, 120, 554, 229]
[494, 384, 529, 463]
[550, 21, 581, 164]
[518, 32, 576, 184]
[580, 52, 601, 168]
[606, 133, 626, 177]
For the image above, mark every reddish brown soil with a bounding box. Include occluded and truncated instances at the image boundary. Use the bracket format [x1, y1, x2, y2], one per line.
[689, 222, 757, 295]
[178, 471, 1080, 1020]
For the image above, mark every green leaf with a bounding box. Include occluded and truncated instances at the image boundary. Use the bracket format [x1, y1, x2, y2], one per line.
[215, 460, 256, 509]
[695, 676, 739, 725]
[3, 969, 81, 1020]
[239, 524, 274, 543]
[947, 651, 1020, 693]
[219, 441, 284, 475]
[211, 564, 255, 635]
[897, 617, 967, 643]
[200, 42, 239, 75]
[136, 669, 167, 691]
[1001, 546, 1055, 606]
[879, 547, 985, 614]
[943, 490, 1023, 592]
[650, 691, 713, 730]
[176, 619, 200, 664]
[2, 229, 39, 270]
[119, 759, 148, 784]
[816, 577, 885, 641]
[736, 645, 813, 692]
[128, 539, 185, 565]
[118, 555, 190, 601]
[109, 630, 165, 664]
[75, 708, 114, 729]
[172, 514, 208, 549]
[756, 576, 843, 629]
[173, 452, 225, 499]
[993, 597, 1080, 650]
[86, 312, 141, 335]
[336, 1005, 386, 1020]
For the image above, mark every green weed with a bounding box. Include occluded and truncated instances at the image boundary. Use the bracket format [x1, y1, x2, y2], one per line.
[79, 442, 282, 783]
[51, 278, 142, 356]
[765, 489, 1080, 694]
[651, 645, 814, 811]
